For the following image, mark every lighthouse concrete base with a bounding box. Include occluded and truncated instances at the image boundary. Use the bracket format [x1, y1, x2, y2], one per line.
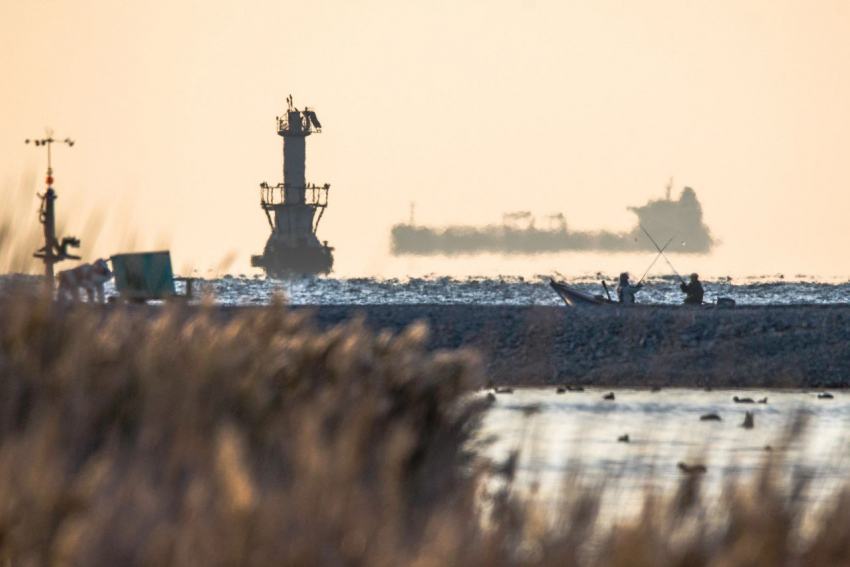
[251, 241, 334, 278]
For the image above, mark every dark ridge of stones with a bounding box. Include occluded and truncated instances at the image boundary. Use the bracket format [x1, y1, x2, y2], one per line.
[298, 304, 850, 388]
[5, 301, 848, 389]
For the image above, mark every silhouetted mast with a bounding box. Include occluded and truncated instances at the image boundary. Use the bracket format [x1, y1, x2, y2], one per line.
[25, 130, 80, 287]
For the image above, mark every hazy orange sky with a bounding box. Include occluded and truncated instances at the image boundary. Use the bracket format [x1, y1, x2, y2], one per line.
[2, 0, 849, 279]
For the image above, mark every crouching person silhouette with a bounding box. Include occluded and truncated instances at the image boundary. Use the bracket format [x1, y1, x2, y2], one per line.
[57, 258, 113, 303]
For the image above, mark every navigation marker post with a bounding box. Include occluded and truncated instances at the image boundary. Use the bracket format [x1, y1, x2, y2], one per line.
[26, 130, 80, 288]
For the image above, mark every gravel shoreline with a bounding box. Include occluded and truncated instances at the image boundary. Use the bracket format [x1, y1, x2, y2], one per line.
[296, 304, 850, 388]
[3, 296, 848, 388]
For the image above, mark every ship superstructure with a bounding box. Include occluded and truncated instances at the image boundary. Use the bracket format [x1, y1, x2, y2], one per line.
[251, 96, 333, 277]
[390, 180, 714, 256]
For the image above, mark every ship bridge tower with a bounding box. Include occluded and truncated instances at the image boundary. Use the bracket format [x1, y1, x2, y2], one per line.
[251, 96, 334, 277]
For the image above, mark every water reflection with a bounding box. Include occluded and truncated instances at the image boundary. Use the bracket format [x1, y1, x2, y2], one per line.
[479, 389, 849, 524]
[4, 274, 848, 305]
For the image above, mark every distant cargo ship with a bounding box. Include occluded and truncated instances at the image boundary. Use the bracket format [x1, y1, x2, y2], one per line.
[391, 182, 714, 256]
[251, 96, 334, 277]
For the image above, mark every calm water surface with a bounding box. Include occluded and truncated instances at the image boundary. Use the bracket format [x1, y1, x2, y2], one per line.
[203, 275, 850, 305]
[3, 274, 849, 305]
[478, 388, 850, 523]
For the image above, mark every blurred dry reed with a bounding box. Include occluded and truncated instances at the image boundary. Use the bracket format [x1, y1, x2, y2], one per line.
[1, 295, 850, 566]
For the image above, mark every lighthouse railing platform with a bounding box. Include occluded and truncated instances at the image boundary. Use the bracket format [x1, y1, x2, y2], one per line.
[259, 182, 330, 209]
[276, 111, 322, 135]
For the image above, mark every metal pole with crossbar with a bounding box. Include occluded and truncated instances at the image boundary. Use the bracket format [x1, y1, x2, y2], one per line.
[25, 130, 80, 288]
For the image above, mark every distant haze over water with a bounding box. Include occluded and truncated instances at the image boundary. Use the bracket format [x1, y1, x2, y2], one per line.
[4, 2, 850, 277]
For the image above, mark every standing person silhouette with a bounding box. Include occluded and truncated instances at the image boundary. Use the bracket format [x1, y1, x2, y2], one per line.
[616, 272, 643, 305]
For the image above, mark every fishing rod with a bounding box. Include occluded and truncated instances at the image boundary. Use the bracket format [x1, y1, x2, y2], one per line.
[640, 224, 685, 284]
[637, 231, 678, 285]
[601, 280, 612, 301]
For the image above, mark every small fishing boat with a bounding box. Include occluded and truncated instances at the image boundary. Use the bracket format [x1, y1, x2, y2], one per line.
[549, 279, 617, 307]
[550, 278, 732, 309]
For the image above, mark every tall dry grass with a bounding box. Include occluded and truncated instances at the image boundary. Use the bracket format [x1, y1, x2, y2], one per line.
[0, 296, 489, 565]
[1, 296, 850, 566]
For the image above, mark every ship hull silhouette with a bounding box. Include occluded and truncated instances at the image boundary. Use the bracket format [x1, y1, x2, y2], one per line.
[391, 184, 714, 256]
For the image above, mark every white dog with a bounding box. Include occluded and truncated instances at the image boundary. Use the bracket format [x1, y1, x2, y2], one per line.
[57, 259, 113, 303]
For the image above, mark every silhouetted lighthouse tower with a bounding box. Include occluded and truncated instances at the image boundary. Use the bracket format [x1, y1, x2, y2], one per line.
[252, 96, 334, 277]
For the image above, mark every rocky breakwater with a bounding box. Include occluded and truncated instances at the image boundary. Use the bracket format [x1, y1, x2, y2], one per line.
[303, 305, 850, 388]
